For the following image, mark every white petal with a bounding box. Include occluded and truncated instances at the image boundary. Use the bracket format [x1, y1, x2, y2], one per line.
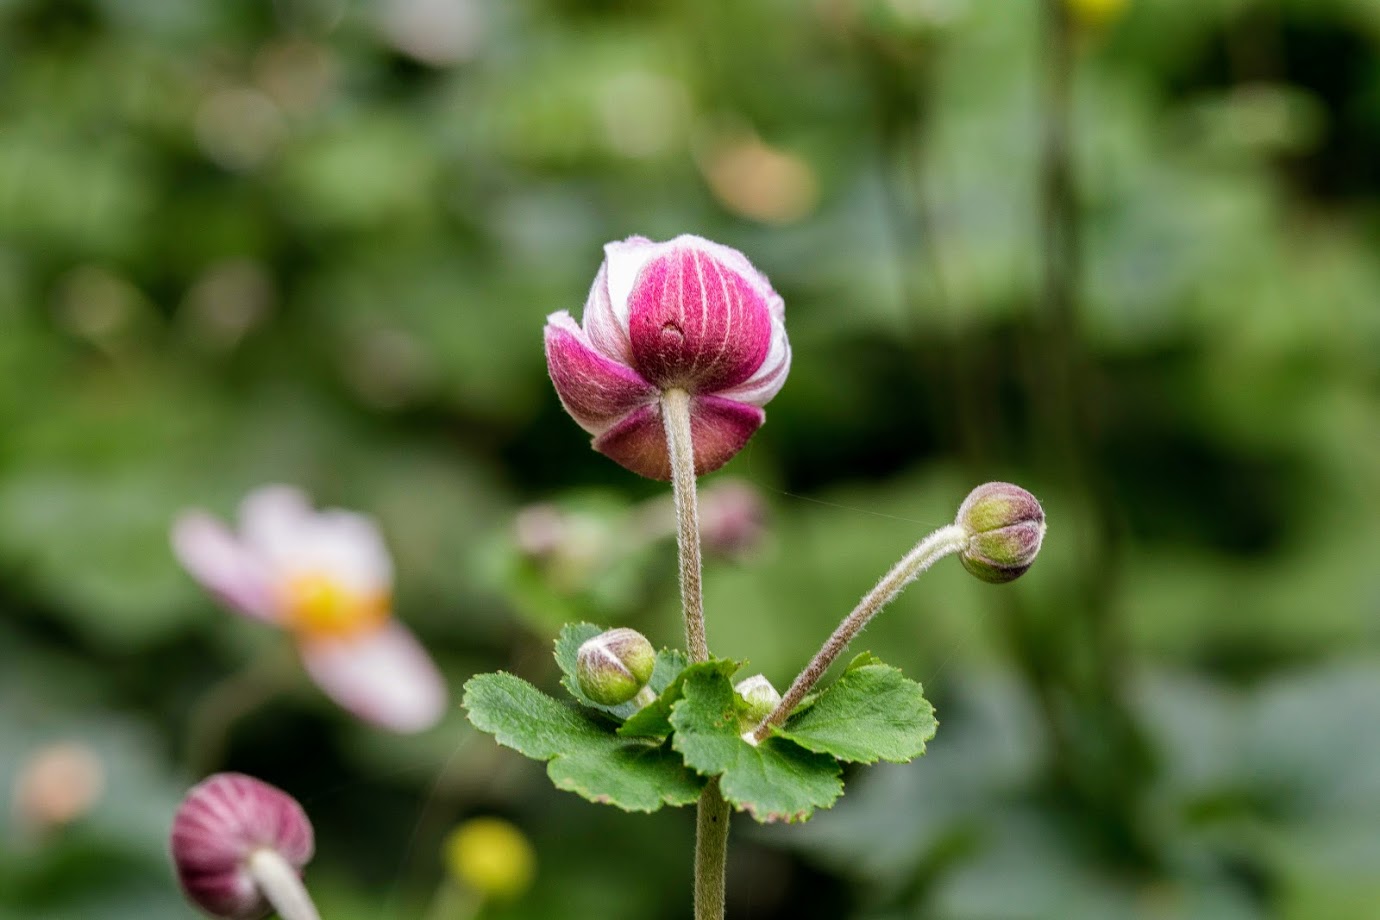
[238, 485, 315, 569]
[239, 486, 393, 595]
[714, 317, 791, 406]
[602, 235, 668, 329]
[171, 512, 280, 622]
[297, 510, 394, 595]
[299, 623, 447, 733]
[580, 260, 633, 365]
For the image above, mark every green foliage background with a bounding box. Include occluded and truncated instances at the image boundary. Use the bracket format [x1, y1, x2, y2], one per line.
[4, 0, 1380, 917]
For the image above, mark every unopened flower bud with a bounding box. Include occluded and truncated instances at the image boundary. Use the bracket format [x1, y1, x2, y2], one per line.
[13, 741, 105, 835]
[444, 817, 536, 901]
[954, 482, 1046, 584]
[170, 773, 317, 920]
[734, 674, 781, 725]
[575, 628, 656, 706]
[699, 480, 767, 559]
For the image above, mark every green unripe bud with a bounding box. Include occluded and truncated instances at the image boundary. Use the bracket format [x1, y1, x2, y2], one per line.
[575, 628, 656, 706]
[734, 674, 781, 725]
[955, 482, 1046, 584]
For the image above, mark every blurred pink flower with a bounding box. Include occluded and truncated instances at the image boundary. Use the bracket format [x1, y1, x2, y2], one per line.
[170, 772, 315, 920]
[172, 486, 446, 733]
[544, 234, 790, 480]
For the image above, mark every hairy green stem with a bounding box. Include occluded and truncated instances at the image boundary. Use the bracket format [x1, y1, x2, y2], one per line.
[661, 387, 727, 920]
[752, 524, 968, 742]
[662, 388, 708, 663]
[694, 780, 730, 920]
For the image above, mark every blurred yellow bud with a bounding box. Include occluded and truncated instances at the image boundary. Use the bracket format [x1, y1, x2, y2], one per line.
[1064, 0, 1128, 31]
[444, 817, 536, 901]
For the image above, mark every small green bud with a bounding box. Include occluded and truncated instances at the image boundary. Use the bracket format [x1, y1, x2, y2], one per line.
[955, 482, 1046, 584]
[734, 674, 781, 725]
[575, 628, 656, 706]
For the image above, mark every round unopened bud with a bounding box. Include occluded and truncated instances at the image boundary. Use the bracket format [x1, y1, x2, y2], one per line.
[954, 482, 1046, 584]
[734, 674, 781, 725]
[170, 773, 315, 920]
[575, 628, 656, 706]
[444, 817, 536, 901]
[13, 741, 105, 835]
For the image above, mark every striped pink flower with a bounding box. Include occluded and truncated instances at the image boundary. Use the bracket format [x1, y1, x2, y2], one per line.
[545, 235, 790, 480]
[172, 486, 447, 733]
[170, 773, 316, 920]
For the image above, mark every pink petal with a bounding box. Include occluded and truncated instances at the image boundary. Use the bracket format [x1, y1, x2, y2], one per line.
[667, 234, 785, 325]
[715, 316, 791, 407]
[171, 513, 280, 622]
[592, 396, 765, 481]
[626, 246, 773, 392]
[690, 395, 766, 475]
[592, 403, 669, 480]
[544, 311, 657, 436]
[299, 622, 447, 733]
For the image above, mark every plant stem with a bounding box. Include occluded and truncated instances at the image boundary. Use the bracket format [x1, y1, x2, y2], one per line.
[661, 388, 708, 663]
[752, 524, 968, 742]
[247, 848, 322, 920]
[694, 780, 730, 920]
[660, 387, 727, 920]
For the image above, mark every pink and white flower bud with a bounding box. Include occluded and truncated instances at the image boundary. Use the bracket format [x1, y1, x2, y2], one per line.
[170, 773, 317, 920]
[545, 235, 791, 480]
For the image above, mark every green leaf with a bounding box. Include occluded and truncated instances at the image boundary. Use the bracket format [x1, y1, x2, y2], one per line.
[670, 669, 842, 824]
[555, 622, 689, 720]
[618, 658, 740, 738]
[776, 653, 937, 764]
[463, 672, 704, 812]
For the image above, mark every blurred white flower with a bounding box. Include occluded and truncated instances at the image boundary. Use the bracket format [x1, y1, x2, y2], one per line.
[172, 486, 447, 733]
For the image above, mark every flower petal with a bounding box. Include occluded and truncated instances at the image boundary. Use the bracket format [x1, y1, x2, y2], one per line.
[593, 403, 670, 480]
[602, 235, 663, 331]
[238, 485, 315, 568]
[299, 622, 447, 732]
[545, 310, 657, 436]
[626, 245, 773, 392]
[592, 396, 765, 481]
[690, 395, 765, 475]
[239, 485, 393, 596]
[171, 512, 280, 622]
[581, 260, 633, 365]
[715, 316, 791, 407]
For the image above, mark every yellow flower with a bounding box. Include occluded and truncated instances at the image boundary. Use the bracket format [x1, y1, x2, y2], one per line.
[444, 818, 536, 901]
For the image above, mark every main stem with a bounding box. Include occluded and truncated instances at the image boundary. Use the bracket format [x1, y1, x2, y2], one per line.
[660, 387, 726, 920]
[247, 849, 322, 920]
[752, 524, 968, 742]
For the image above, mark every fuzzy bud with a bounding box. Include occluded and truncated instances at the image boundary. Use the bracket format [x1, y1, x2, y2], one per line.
[734, 674, 781, 725]
[954, 482, 1046, 584]
[575, 628, 656, 706]
[170, 773, 315, 920]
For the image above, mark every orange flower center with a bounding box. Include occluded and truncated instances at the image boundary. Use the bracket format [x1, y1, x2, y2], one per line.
[282, 572, 390, 639]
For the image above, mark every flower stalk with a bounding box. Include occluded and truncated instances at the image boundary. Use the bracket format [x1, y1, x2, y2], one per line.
[751, 524, 969, 742]
[662, 385, 728, 920]
[662, 388, 708, 663]
[246, 848, 322, 920]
